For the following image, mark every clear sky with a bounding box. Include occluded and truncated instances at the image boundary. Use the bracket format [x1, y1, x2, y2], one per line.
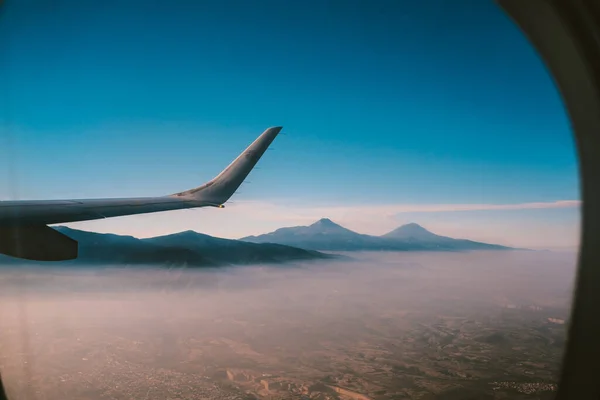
[0, 0, 580, 249]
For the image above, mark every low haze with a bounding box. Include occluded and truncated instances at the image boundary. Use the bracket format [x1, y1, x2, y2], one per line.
[0, 251, 576, 399]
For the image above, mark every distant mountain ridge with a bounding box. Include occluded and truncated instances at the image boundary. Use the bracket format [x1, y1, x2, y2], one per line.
[241, 219, 517, 252]
[0, 227, 334, 267]
[0, 220, 519, 267]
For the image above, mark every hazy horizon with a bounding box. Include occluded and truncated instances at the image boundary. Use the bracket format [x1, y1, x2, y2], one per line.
[51, 219, 581, 252]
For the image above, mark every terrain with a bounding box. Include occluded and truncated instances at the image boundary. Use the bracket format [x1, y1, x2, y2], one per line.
[0, 250, 574, 400]
[0, 227, 333, 267]
[241, 218, 517, 252]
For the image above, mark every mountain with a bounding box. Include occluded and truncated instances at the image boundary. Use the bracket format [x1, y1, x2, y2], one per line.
[241, 219, 516, 252]
[381, 222, 515, 250]
[382, 222, 440, 241]
[141, 230, 333, 265]
[240, 218, 397, 251]
[0, 227, 334, 267]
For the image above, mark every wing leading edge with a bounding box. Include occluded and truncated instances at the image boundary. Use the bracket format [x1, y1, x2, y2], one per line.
[0, 126, 282, 261]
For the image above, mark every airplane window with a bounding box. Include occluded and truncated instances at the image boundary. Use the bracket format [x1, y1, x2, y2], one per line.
[0, 1, 580, 399]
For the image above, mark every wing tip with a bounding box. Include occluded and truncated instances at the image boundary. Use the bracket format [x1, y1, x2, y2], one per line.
[265, 126, 283, 134]
[169, 125, 282, 201]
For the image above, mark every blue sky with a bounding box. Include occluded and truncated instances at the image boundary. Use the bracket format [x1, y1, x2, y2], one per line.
[0, 0, 580, 248]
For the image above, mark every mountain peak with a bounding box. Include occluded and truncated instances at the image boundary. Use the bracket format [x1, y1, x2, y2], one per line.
[150, 230, 212, 241]
[382, 222, 438, 240]
[309, 218, 353, 233]
[312, 218, 339, 227]
[167, 229, 198, 237]
[399, 222, 427, 231]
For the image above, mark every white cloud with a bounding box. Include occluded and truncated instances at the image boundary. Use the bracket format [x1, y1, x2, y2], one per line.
[227, 199, 581, 218]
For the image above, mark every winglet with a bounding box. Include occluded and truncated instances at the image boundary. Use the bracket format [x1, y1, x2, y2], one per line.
[171, 126, 282, 204]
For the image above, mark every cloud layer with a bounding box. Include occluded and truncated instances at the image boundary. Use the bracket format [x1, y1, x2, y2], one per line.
[227, 199, 582, 220]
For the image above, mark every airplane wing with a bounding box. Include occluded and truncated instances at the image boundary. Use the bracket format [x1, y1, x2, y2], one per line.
[0, 126, 282, 261]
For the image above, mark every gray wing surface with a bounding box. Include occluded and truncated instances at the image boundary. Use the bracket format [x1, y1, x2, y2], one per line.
[0, 126, 282, 261]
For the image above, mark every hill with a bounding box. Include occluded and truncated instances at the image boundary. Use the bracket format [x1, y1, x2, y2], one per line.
[0, 227, 334, 267]
[241, 219, 516, 252]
